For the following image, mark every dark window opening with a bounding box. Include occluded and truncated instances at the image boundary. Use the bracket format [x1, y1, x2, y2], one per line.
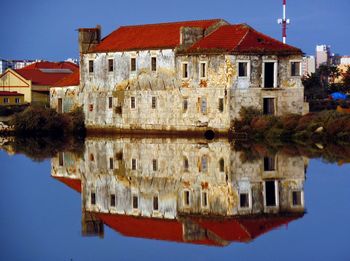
[153, 196, 159, 211]
[109, 157, 114, 170]
[264, 62, 275, 88]
[182, 63, 188, 78]
[152, 159, 157, 171]
[151, 97, 156, 109]
[183, 99, 188, 112]
[151, 57, 157, 71]
[291, 62, 301, 76]
[110, 194, 116, 207]
[131, 158, 137, 170]
[89, 104, 93, 112]
[58, 152, 64, 166]
[130, 97, 136, 109]
[240, 193, 250, 208]
[264, 156, 276, 171]
[90, 153, 94, 161]
[263, 98, 275, 115]
[131, 58, 136, 71]
[202, 192, 208, 207]
[219, 158, 224, 172]
[184, 191, 190, 206]
[200, 62, 206, 78]
[184, 157, 189, 171]
[292, 191, 302, 206]
[108, 59, 114, 72]
[238, 62, 248, 77]
[89, 60, 94, 73]
[218, 98, 224, 112]
[108, 97, 113, 109]
[58, 98, 63, 113]
[132, 195, 138, 209]
[91, 192, 96, 205]
[265, 181, 277, 207]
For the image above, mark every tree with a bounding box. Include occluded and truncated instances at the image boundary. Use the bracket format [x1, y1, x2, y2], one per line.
[342, 65, 350, 91]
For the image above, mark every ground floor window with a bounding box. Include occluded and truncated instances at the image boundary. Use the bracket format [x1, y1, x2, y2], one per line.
[263, 98, 275, 115]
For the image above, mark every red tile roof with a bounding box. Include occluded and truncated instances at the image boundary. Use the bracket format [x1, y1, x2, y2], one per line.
[15, 62, 79, 86]
[92, 19, 222, 52]
[0, 91, 24, 96]
[187, 24, 301, 54]
[54, 70, 80, 87]
[53, 176, 81, 193]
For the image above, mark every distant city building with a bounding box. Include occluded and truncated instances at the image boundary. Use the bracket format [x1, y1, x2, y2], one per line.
[302, 56, 316, 76]
[65, 58, 79, 65]
[0, 59, 37, 74]
[316, 45, 331, 68]
[340, 56, 350, 65]
[0, 59, 13, 74]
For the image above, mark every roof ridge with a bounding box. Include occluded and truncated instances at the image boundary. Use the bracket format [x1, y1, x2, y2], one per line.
[118, 18, 222, 28]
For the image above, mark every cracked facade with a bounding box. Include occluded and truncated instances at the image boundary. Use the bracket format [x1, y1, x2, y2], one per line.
[51, 138, 306, 246]
[50, 19, 308, 133]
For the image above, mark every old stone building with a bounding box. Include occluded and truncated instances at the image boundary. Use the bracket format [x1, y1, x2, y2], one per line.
[51, 138, 306, 246]
[50, 19, 308, 134]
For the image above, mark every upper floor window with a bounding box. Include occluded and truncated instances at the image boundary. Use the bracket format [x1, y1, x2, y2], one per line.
[291, 61, 301, 76]
[218, 98, 224, 112]
[151, 57, 157, 71]
[88, 60, 94, 73]
[183, 98, 188, 112]
[238, 62, 248, 77]
[182, 62, 189, 79]
[199, 62, 207, 78]
[151, 96, 157, 109]
[131, 58, 136, 72]
[108, 97, 113, 109]
[108, 59, 114, 72]
[130, 96, 136, 109]
[201, 97, 207, 114]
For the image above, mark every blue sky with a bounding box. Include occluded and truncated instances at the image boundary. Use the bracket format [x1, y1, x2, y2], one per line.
[1, 0, 349, 61]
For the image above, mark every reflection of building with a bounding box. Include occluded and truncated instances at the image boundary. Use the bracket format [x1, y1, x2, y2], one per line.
[51, 138, 306, 247]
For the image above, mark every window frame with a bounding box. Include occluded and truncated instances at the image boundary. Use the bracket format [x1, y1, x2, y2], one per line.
[108, 58, 114, 72]
[130, 96, 136, 109]
[290, 60, 302, 77]
[151, 56, 157, 72]
[199, 61, 208, 79]
[262, 60, 278, 88]
[151, 96, 157, 109]
[88, 60, 94, 73]
[182, 62, 189, 79]
[15, 97, 20, 104]
[237, 60, 250, 78]
[130, 57, 137, 72]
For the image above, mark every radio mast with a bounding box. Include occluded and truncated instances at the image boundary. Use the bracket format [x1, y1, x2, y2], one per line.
[277, 0, 290, 44]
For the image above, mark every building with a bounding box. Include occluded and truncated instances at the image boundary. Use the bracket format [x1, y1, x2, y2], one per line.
[334, 56, 350, 84]
[51, 137, 306, 246]
[302, 55, 316, 76]
[0, 91, 24, 105]
[0, 61, 79, 106]
[0, 59, 37, 74]
[316, 45, 331, 68]
[50, 19, 307, 134]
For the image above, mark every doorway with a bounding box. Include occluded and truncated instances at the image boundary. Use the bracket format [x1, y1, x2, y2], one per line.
[264, 62, 275, 88]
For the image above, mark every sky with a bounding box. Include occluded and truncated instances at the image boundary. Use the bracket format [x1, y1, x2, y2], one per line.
[1, 0, 349, 61]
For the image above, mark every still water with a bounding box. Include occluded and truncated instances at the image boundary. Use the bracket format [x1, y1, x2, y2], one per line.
[0, 137, 349, 261]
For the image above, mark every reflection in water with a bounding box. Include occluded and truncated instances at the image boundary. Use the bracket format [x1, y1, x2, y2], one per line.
[51, 138, 306, 247]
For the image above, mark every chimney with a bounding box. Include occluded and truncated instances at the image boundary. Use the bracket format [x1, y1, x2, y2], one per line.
[78, 25, 101, 54]
[180, 27, 204, 47]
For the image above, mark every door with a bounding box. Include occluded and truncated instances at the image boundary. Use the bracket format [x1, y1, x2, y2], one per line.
[264, 62, 275, 88]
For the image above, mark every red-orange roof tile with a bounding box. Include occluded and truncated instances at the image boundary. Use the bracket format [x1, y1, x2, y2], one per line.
[53, 176, 81, 193]
[92, 19, 222, 52]
[0, 91, 24, 96]
[22, 61, 78, 71]
[54, 70, 80, 87]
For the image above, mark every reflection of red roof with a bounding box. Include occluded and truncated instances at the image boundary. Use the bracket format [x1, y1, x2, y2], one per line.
[96, 213, 303, 247]
[92, 19, 222, 52]
[187, 24, 301, 54]
[15, 62, 79, 86]
[54, 70, 80, 87]
[0, 91, 24, 96]
[53, 176, 81, 193]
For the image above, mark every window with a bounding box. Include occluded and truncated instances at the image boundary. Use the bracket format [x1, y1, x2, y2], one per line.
[89, 60, 94, 73]
[151, 57, 157, 71]
[265, 181, 277, 207]
[291, 61, 301, 76]
[240, 193, 250, 208]
[201, 191, 208, 207]
[184, 157, 189, 171]
[110, 194, 116, 207]
[183, 190, 190, 206]
[109, 157, 114, 170]
[130, 97, 136, 109]
[264, 156, 276, 171]
[263, 98, 275, 115]
[108, 97, 113, 109]
[219, 158, 224, 172]
[238, 62, 248, 77]
[218, 98, 224, 112]
[3, 98, 9, 104]
[15, 98, 20, 104]
[152, 159, 158, 171]
[131, 58, 136, 71]
[151, 97, 157, 109]
[183, 98, 188, 112]
[89, 153, 94, 162]
[153, 195, 159, 211]
[132, 195, 138, 209]
[131, 158, 137, 170]
[89, 104, 93, 112]
[200, 97, 207, 114]
[91, 192, 96, 205]
[201, 155, 208, 172]
[58, 152, 64, 166]
[200, 62, 207, 78]
[292, 191, 302, 206]
[58, 98, 63, 113]
[108, 59, 114, 72]
[182, 63, 188, 79]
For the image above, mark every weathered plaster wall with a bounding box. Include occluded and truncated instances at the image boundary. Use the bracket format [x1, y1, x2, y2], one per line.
[50, 86, 79, 113]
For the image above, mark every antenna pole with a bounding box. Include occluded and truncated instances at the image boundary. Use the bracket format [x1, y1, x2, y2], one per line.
[278, 0, 290, 44]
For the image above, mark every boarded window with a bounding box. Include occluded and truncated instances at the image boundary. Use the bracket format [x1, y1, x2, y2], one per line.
[292, 191, 302, 206]
[132, 195, 138, 209]
[91, 192, 96, 205]
[218, 98, 224, 112]
[263, 98, 275, 115]
[201, 97, 207, 114]
[151, 57, 157, 71]
[151, 97, 157, 109]
[108, 59, 114, 72]
[109, 157, 114, 170]
[219, 158, 224, 172]
[58, 152, 64, 166]
[89, 60, 94, 73]
[265, 181, 277, 207]
[200, 62, 206, 78]
[184, 191, 190, 206]
[132, 158, 137, 170]
[238, 62, 248, 77]
[108, 97, 113, 109]
[152, 159, 157, 171]
[291, 62, 301, 76]
[240, 193, 250, 208]
[130, 97, 136, 109]
[182, 63, 188, 78]
[183, 98, 188, 112]
[131, 58, 136, 71]
[110, 194, 116, 207]
[202, 191, 208, 207]
[264, 156, 276, 171]
[153, 195, 159, 211]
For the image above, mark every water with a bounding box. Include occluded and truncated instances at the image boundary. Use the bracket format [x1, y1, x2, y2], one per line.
[0, 137, 349, 261]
